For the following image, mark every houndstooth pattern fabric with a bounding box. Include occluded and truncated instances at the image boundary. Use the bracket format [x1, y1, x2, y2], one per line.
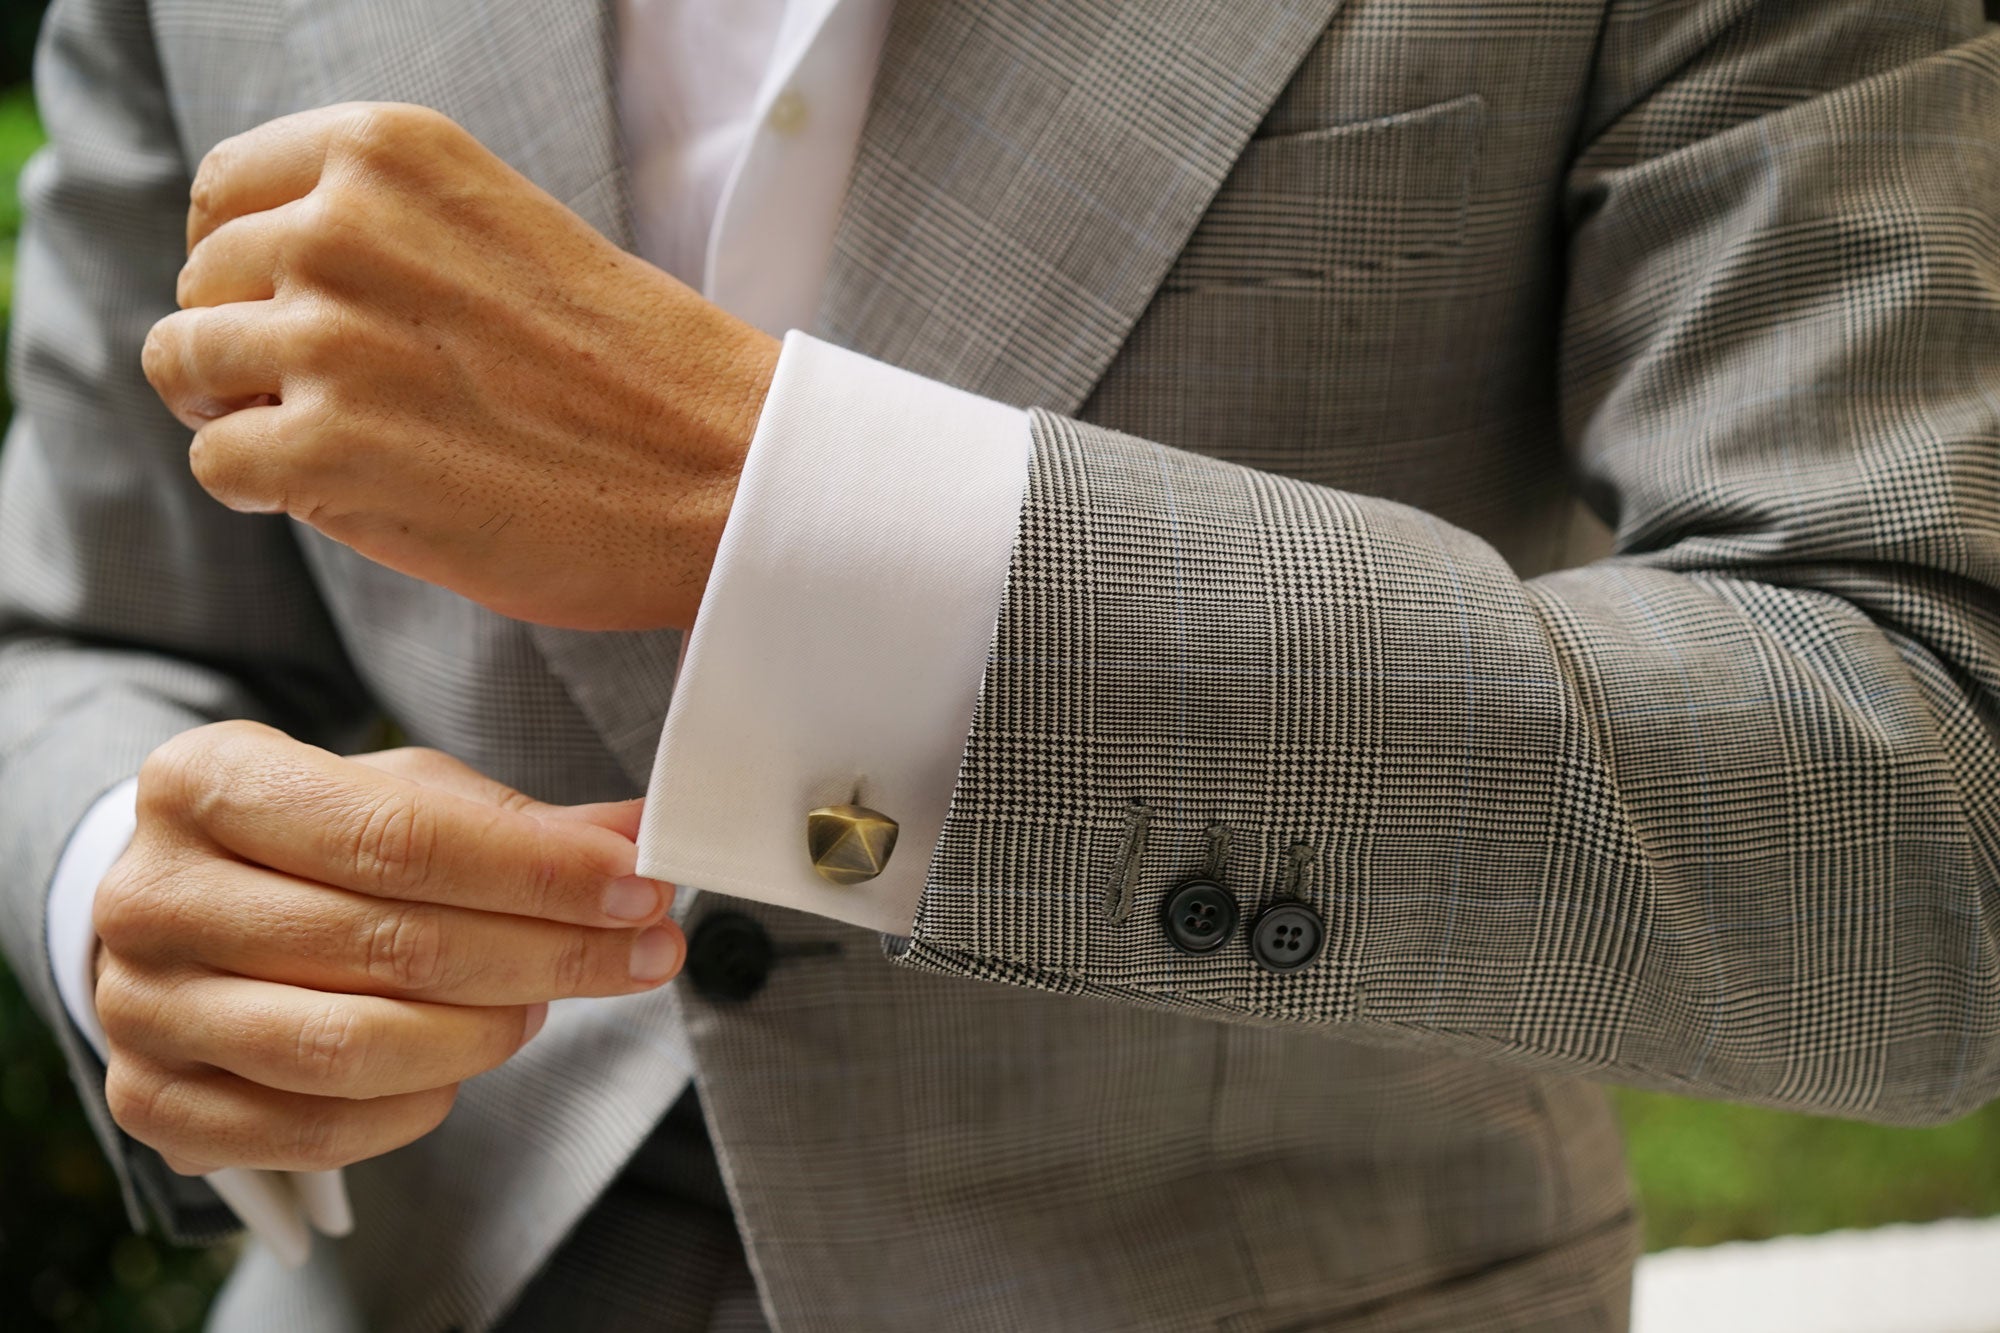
[2, 0, 1996, 1328]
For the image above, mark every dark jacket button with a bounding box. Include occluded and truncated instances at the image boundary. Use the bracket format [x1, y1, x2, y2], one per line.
[1162, 879, 1239, 954]
[686, 912, 774, 1001]
[1249, 901, 1325, 972]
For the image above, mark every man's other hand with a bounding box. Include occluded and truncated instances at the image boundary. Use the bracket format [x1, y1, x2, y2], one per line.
[91, 720, 682, 1176]
[142, 102, 781, 632]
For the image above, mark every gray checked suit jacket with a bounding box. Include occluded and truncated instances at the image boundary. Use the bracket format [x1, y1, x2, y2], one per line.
[7, 0, 2000, 1328]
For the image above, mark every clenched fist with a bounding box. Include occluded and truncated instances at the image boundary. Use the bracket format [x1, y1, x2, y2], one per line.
[142, 102, 781, 632]
[92, 720, 681, 1176]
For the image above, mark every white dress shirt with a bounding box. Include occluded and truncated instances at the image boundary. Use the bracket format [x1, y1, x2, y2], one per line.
[45, 0, 1030, 1263]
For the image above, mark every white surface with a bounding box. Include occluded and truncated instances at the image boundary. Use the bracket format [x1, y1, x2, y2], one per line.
[637, 332, 1031, 935]
[701, 0, 895, 335]
[620, 0, 895, 335]
[1634, 1217, 2000, 1333]
[617, 0, 787, 291]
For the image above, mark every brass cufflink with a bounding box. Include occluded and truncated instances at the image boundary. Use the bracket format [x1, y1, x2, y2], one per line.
[806, 804, 899, 885]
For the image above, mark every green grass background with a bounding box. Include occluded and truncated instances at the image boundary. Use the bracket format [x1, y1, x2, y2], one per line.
[2, 13, 1999, 1331]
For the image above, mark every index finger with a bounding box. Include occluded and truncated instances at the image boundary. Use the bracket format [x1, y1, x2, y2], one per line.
[186, 103, 367, 252]
[189, 739, 665, 927]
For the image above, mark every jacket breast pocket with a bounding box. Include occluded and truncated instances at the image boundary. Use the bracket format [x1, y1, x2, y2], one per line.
[1167, 93, 1486, 293]
[1084, 93, 1515, 521]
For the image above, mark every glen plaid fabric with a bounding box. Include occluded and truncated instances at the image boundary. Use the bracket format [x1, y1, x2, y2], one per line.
[887, 0, 2000, 1122]
[3, 2, 1997, 1332]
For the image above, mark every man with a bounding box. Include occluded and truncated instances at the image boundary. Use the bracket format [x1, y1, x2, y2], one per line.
[4, 0, 1999, 1327]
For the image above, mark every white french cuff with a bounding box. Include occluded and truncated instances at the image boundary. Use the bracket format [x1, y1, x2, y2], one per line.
[46, 774, 349, 1267]
[636, 331, 1031, 935]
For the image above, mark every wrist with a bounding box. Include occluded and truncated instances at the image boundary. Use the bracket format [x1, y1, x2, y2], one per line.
[679, 305, 781, 466]
[665, 310, 780, 630]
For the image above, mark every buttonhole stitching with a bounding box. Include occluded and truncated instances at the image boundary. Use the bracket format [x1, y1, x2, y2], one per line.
[1106, 801, 1151, 923]
[1201, 822, 1232, 882]
[1277, 841, 1315, 902]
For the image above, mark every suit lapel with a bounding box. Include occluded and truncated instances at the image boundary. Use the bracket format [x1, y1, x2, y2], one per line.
[816, 0, 1345, 412]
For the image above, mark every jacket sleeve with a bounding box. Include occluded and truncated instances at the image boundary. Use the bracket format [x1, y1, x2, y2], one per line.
[890, 0, 2000, 1127]
[0, 0, 380, 1240]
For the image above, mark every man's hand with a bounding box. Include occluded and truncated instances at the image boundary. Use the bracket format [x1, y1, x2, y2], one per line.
[92, 720, 682, 1175]
[141, 102, 781, 632]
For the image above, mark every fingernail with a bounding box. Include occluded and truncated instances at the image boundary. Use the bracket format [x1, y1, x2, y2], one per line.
[602, 875, 663, 921]
[629, 925, 682, 982]
[522, 1002, 549, 1044]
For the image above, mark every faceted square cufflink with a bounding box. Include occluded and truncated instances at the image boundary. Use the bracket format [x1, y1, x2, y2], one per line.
[806, 804, 898, 884]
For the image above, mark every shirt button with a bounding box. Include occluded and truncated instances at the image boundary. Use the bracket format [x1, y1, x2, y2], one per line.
[685, 912, 775, 1001]
[1249, 901, 1325, 972]
[766, 89, 809, 135]
[1161, 879, 1239, 955]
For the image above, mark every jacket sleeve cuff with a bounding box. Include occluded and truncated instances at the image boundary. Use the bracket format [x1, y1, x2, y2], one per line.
[635, 330, 1030, 935]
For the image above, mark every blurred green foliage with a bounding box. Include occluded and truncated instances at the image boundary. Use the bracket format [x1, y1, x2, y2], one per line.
[1, 80, 38, 422]
[1616, 1088, 2000, 1251]
[0, 966, 235, 1332]
[4, 5, 2000, 1329]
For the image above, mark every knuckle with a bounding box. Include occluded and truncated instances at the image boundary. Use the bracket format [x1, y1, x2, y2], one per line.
[204, 718, 287, 779]
[147, 720, 277, 830]
[141, 719, 262, 795]
[186, 427, 267, 514]
[91, 964, 144, 1047]
[549, 930, 595, 997]
[292, 999, 366, 1090]
[90, 863, 153, 955]
[336, 107, 397, 160]
[274, 395, 340, 501]
[136, 730, 212, 826]
[351, 791, 436, 894]
[490, 784, 539, 817]
[283, 301, 348, 377]
[173, 252, 202, 308]
[187, 144, 229, 225]
[337, 103, 443, 167]
[382, 101, 452, 138]
[522, 834, 568, 920]
[298, 185, 373, 265]
[175, 232, 233, 308]
[104, 1059, 184, 1145]
[140, 319, 180, 389]
[287, 1103, 351, 1171]
[364, 904, 447, 994]
[184, 426, 234, 500]
[393, 746, 451, 776]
